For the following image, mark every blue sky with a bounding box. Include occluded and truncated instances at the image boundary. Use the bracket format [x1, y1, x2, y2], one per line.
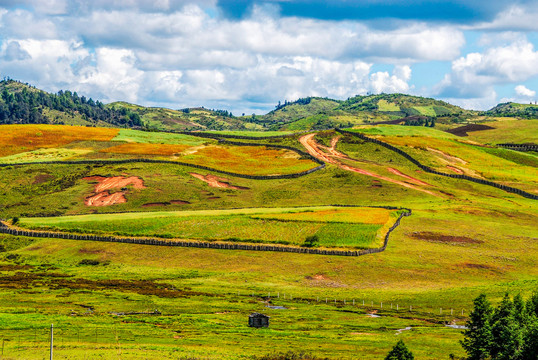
[1, 0, 537, 114]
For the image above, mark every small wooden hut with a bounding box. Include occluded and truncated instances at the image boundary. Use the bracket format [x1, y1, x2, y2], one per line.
[248, 313, 269, 328]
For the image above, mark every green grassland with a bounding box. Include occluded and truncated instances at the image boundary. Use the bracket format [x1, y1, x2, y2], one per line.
[0, 122, 537, 359]
[107, 102, 247, 131]
[18, 206, 391, 248]
[463, 118, 538, 144]
[0, 125, 318, 176]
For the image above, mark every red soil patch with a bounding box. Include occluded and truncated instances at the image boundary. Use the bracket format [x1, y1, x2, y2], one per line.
[305, 274, 330, 281]
[387, 167, 430, 186]
[446, 165, 464, 174]
[85, 191, 127, 207]
[299, 133, 439, 197]
[83, 176, 146, 193]
[409, 231, 483, 244]
[190, 173, 249, 190]
[83, 176, 146, 206]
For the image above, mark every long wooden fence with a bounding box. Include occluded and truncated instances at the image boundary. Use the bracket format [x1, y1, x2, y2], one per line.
[0, 208, 411, 257]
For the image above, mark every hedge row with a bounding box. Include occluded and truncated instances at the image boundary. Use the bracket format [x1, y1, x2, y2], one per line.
[0, 209, 411, 257]
[336, 129, 538, 200]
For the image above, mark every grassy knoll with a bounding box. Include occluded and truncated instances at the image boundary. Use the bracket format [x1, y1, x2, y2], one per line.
[0, 124, 537, 359]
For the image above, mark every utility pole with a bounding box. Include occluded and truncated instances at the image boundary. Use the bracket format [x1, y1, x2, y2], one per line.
[50, 324, 54, 360]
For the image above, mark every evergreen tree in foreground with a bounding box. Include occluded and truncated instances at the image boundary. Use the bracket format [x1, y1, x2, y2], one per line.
[461, 294, 493, 360]
[461, 293, 538, 360]
[385, 340, 414, 360]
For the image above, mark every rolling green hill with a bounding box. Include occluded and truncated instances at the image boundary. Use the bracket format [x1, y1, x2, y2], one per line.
[484, 102, 538, 118]
[6, 79, 538, 134]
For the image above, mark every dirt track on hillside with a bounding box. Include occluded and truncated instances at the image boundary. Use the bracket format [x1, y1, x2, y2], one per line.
[299, 133, 438, 196]
[190, 173, 249, 190]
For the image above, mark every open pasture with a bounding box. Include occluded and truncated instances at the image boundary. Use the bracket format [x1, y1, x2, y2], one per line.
[0, 123, 537, 359]
[0, 125, 320, 176]
[463, 118, 538, 144]
[17, 206, 393, 248]
[347, 126, 538, 192]
[0, 124, 118, 157]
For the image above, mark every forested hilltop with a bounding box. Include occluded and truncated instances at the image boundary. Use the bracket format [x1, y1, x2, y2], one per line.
[1, 79, 537, 132]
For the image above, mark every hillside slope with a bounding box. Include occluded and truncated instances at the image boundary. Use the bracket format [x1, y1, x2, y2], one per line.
[484, 102, 538, 118]
[6, 79, 534, 133]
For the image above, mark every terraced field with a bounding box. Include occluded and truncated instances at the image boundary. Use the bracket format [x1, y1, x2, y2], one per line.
[0, 123, 536, 359]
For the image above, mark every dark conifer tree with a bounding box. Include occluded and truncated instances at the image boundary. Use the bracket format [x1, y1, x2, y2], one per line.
[385, 340, 414, 360]
[461, 294, 493, 360]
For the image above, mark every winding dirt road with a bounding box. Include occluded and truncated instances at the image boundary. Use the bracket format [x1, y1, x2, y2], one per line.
[299, 133, 438, 196]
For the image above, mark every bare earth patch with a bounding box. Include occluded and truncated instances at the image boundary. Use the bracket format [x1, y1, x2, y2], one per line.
[190, 173, 249, 190]
[409, 231, 483, 244]
[446, 165, 464, 174]
[32, 173, 54, 184]
[83, 176, 146, 206]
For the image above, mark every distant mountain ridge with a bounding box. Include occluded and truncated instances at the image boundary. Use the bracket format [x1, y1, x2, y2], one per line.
[0, 79, 536, 132]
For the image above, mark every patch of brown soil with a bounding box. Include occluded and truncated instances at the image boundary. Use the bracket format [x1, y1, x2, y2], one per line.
[447, 124, 494, 137]
[305, 274, 330, 281]
[0, 264, 33, 271]
[83, 176, 146, 206]
[0, 271, 206, 297]
[32, 173, 54, 184]
[190, 173, 249, 190]
[409, 231, 483, 244]
[78, 248, 105, 254]
[142, 202, 171, 207]
[446, 165, 464, 174]
[170, 200, 191, 204]
[462, 263, 495, 270]
[299, 133, 439, 197]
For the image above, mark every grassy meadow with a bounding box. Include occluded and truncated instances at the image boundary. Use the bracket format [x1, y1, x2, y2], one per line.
[0, 125, 319, 176]
[0, 123, 537, 359]
[17, 206, 393, 248]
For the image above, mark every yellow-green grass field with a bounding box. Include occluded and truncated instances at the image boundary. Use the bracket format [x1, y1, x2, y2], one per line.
[0, 124, 537, 359]
[0, 125, 319, 176]
[17, 206, 394, 248]
[349, 126, 538, 192]
[464, 118, 538, 144]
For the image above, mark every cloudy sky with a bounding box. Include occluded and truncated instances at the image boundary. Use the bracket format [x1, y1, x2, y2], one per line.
[1, 0, 538, 114]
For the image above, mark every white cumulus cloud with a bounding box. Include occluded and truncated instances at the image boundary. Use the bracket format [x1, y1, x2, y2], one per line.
[515, 85, 536, 97]
[434, 39, 538, 109]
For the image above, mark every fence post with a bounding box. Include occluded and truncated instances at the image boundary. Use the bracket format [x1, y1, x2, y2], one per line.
[50, 324, 54, 360]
